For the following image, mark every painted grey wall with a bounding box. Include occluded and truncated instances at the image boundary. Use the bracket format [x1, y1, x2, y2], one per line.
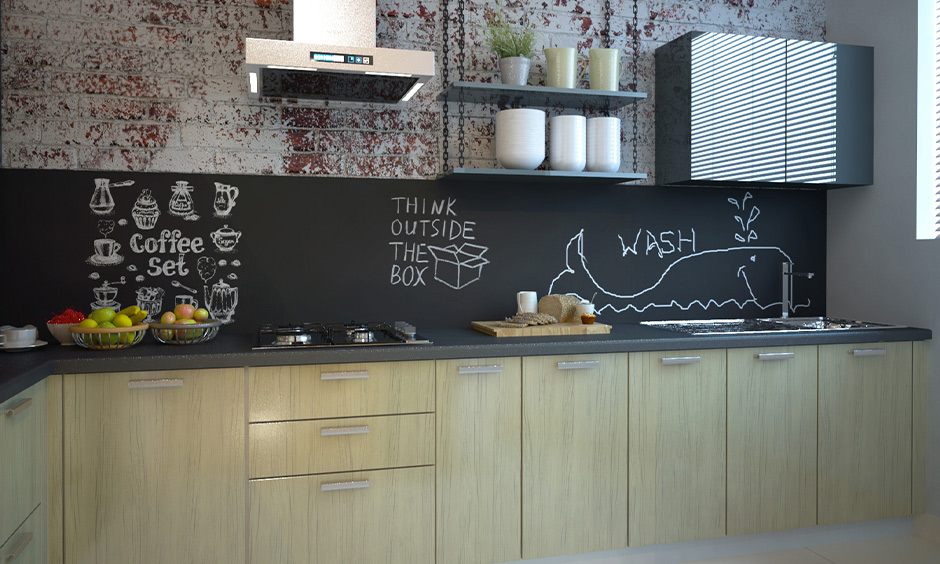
[826, 0, 940, 516]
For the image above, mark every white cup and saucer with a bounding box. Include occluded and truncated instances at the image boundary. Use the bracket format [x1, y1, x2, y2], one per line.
[0, 325, 47, 352]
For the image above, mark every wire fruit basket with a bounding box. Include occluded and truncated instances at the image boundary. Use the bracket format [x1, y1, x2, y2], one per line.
[70, 324, 149, 350]
[149, 319, 222, 345]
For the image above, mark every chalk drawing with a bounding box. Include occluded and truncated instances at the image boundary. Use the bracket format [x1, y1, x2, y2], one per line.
[90, 277, 125, 312]
[213, 183, 239, 218]
[89, 178, 134, 216]
[168, 181, 198, 220]
[427, 243, 491, 290]
[210, 225, 241, 253]
[550, 234, 812, 316]
[86, 220, 124, 266]
[728, 192, 759, 243]
[136, 287, 165, 321]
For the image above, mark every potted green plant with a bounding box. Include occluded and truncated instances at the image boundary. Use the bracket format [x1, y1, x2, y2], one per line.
[484, 4, 538, 85]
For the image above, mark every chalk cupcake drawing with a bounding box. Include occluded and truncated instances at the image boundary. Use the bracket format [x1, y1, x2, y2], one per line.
[87, 220, 124, 266]
[89, 178, 134, 216]
[548, 193, 812, 316]
[132, 189, 161, 230]
[213, 183, 239, 218]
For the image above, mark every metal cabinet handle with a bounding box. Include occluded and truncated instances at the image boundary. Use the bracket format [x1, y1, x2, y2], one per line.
[127, 379, 183, 389]
[757, 352, 796, 361]
[4, 531, 33, 562]
[661, 356, 701, 365]
[852, 349, 887, 357]
[557, 360, 600, 370]
[457, 365, 503, 374]
[321, 370, 370, 380]
[321, 480, 370, 492]
[3, 398, 32, 418]
[320, 425, 369, 436]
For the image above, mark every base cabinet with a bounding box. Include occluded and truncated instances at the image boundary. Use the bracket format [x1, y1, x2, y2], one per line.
[63, 369, 246, 564]
[818, 341, 913, 525]
[629, 349, 726, 547]
[0, 504, 47, 564]
[727, 346, 817, 535]
[522, 354, 629, 559]
[436, 358, 522, 564]
[0, 380, 47, 551]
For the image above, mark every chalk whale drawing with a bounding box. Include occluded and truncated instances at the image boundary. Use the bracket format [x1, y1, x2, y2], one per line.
[548, 230, 811, 315]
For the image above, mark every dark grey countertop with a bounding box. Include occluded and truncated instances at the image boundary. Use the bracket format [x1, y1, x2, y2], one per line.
[1, 323, 932, 403]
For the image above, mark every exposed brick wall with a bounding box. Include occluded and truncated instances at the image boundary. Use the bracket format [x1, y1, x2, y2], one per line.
[0, 0, 826, 180]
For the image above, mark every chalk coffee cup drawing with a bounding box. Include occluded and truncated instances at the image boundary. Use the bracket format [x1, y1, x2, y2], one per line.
[588, 48, 625, 91]
[88, 238, 125, 266]
[586, 117, 622, 172]
[1, 325, 38, 348]
[544, 47, 586, 88]
[549, 115, 586, 172]
[175, 294, 198, 308]
[517, 291, 538, 314]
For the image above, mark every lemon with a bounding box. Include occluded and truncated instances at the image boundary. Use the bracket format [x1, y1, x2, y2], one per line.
[78, 319, 99, 329]
[113, 314, 133, 327]
[90, 308, 116, 324]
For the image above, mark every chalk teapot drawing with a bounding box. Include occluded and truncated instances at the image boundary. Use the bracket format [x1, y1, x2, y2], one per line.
[213, 183, 239, 218]
[210, 225, 241, 252]
[204, 279, 238, 323]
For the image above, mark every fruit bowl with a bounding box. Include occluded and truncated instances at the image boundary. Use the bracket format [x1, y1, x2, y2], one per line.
[47, 322, 78, 346]
[70, 324, 149, 350]
[148, 319, 221, 345]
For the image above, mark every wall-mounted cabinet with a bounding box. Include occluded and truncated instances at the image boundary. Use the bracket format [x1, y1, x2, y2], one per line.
[655, 32, 873, 188]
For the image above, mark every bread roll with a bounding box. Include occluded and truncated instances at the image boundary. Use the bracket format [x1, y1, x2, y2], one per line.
[538, 294, 580, 323]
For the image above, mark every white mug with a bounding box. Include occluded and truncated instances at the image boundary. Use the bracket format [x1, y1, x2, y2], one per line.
[574, 303, 596, 317]
[517, 291, 538, 314]
[586, 117, 621, 172]
[1, 325, 37, 348]
[549, 115, 586, 172]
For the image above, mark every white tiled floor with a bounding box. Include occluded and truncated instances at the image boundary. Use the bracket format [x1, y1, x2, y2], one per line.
[678, 534, 940, 564]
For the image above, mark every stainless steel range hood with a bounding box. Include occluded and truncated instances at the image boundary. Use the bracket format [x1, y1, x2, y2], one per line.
[246, 0, 435, 104]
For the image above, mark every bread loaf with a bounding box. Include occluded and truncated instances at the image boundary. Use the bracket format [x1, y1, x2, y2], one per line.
[538, 294, 580, 323]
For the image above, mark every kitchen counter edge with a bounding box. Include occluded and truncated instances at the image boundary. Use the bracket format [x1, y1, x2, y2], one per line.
[1, 323, 931, 403]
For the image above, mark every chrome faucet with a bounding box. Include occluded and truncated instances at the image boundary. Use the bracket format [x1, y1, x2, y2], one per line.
[781, 262, 814, 318]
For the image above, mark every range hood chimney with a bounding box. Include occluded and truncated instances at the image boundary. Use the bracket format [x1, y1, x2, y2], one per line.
[246, 0, 435, 104]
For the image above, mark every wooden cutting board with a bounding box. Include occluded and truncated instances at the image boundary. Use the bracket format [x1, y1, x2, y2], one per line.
[471, 321, 612, 337]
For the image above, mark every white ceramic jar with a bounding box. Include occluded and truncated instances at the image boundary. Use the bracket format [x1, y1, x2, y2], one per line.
[549, 115, 587, 172]
[586, 117, 621, 172]
[495, 108, 546, 170]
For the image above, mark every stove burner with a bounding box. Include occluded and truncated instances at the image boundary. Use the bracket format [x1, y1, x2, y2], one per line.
[255, 320, 430, 349]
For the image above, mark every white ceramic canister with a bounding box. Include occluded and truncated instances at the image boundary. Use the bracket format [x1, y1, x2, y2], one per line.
[549, 115, 586, 172]
[495, 108, 546, 170]
[586, 116, 621, 172]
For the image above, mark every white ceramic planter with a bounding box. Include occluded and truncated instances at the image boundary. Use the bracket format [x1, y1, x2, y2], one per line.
[499, 56, 532, 86]
[495, 108, 546, 170]
[586, 117, 621, 172]
[549, 115, 586, 172]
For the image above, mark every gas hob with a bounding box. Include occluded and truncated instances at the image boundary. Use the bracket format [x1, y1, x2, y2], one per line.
[254, 321, 431, 349]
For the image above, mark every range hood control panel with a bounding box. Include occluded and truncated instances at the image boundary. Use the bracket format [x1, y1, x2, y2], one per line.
[312, 52, 373, 66]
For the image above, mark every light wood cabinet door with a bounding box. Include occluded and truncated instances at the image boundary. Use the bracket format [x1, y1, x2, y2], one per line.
[0, 503, 47, 564]
[727, 346, 817, 536]
[64, 369, 246, 564]
[436, 357, 522, 564]
[522, 354, 629, 559]
[629, 349, 726, 547]
[250, 466, 434, 564]
[818, 341, 913, 525]
[0, 379, 47, 548]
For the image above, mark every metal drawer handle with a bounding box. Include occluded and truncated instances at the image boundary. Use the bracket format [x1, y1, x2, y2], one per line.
[4, 397, 32, 418]
[757, 352, 796, 361]
[557, 361, 600, 370]
[661, 356, 701, 365]
[852, 349, 887, 357]
[321, 480, 370, 492]
[457, 365, 503, 374]
[4, 531, 33, 562]
[321, 370, 370, 380]
[320, 425, 370, 436]
[127, 379, 183, 389]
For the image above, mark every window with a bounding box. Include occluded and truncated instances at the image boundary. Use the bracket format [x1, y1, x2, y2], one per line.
[917, 0, 940, 239]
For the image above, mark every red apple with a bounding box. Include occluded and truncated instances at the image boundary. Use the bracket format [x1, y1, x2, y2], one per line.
[160, 311, 176, 325]
[174, 303, 195, 320]
[193, 307, 209, 322]
[174, 318, 198, 339]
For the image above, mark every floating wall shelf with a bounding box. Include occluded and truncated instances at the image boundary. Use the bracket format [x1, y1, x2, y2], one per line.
[439, 81, 647, 111]
[439, 168, 647, 183]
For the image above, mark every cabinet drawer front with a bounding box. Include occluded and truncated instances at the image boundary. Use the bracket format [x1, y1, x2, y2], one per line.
[248, 361, 434, 422]
[250, 466, 434, 564]
[0, 504, 47, 564]
[249, 413, 435, 478]
[0, 381, 46, 546]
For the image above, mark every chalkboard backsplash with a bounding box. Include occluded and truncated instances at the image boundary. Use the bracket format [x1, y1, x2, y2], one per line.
[0, 169, 826, 333]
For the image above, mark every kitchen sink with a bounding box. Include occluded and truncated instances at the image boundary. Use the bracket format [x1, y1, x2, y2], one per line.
[642, 317, 903, 335]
